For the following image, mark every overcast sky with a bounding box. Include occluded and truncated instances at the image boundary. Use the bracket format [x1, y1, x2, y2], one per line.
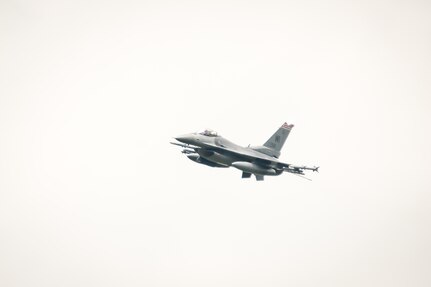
[1, 0, 430, 286]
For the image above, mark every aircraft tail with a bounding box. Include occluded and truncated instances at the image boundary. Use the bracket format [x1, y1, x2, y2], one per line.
[263, 122, 294, 153]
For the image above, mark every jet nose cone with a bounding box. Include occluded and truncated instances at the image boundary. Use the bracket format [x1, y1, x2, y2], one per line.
[174, 134, 187, 142]
[175, 134, 194, 144]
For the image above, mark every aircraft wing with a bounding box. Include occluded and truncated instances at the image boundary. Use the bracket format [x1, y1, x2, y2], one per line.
[171, 140, 277, 165]
[197, 145, 318, 174]
[171, 140, 318, 174]
[198, 142, 318, 172]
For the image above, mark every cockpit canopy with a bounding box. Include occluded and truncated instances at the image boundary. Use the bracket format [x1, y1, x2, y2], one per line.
[198, 129, 219, 137]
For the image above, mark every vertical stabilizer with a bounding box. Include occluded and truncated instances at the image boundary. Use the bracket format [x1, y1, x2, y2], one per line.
[263, 122, 294, 153]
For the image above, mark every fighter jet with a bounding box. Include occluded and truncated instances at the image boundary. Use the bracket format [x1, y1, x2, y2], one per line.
[171, 122, 318, 181]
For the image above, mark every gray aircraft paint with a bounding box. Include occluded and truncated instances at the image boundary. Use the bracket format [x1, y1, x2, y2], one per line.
[172, 123, 318, 181]
[261, 123, 294, 158]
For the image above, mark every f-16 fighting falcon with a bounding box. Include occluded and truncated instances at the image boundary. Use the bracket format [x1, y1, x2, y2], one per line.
[171, 123, 319, 181]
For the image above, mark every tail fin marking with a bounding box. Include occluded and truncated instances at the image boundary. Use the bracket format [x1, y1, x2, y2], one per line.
[263, 122, 294, 153]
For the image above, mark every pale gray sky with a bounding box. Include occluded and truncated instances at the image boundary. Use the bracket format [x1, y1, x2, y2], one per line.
[1, 0, 430, 286]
